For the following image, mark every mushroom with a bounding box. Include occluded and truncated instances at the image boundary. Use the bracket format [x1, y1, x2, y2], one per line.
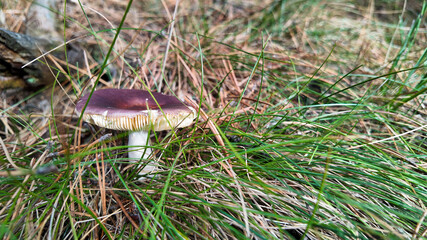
[75, 88, 196, 177]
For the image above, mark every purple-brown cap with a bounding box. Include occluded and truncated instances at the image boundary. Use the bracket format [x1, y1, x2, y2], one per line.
[75, 89, 196, 131]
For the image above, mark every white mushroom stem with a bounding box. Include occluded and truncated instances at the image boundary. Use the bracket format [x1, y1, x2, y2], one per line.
[128, 131, 157, 175]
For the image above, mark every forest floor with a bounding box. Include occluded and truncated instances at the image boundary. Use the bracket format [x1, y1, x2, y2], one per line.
[0, 0, 426, 239]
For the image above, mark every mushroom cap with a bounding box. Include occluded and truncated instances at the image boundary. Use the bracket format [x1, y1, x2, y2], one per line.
[75, 89, 196, 131]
